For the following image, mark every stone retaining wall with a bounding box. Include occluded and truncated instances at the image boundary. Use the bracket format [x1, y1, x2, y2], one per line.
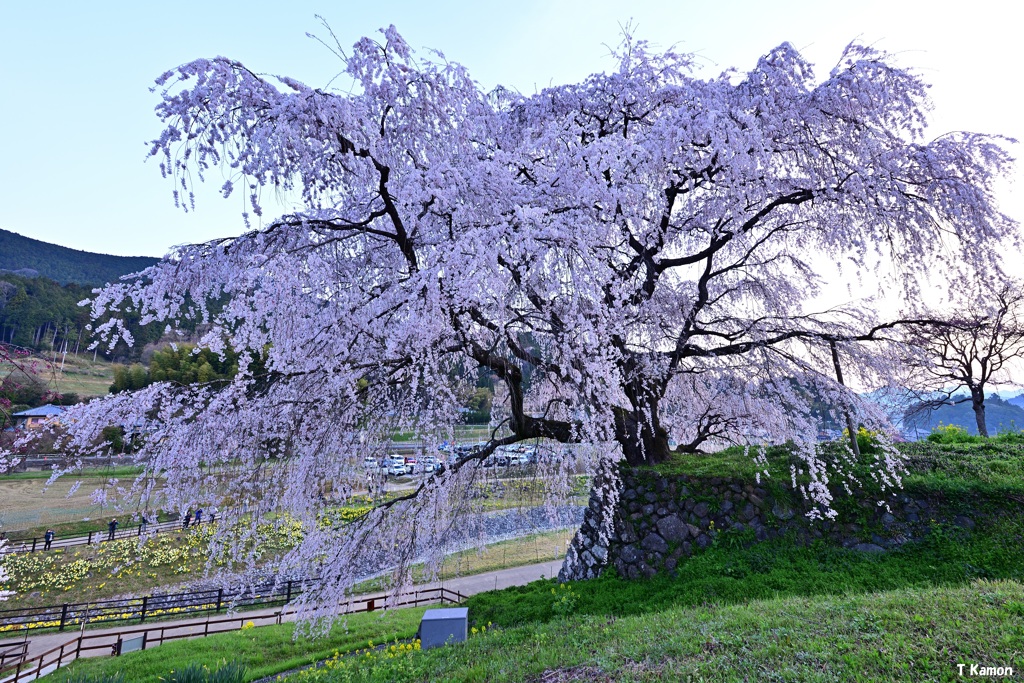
[559, 467, 990, 582]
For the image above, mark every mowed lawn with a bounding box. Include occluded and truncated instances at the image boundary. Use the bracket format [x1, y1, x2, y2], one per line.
[0, 474, 148, 531]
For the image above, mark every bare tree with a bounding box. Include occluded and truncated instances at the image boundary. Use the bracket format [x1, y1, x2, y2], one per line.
[904, 282, 1024, 437]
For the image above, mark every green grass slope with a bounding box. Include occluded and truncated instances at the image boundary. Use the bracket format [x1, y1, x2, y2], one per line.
[350, 580, 1023, 682]
[57, 580, 1024, 683]
[49, 442, 1024, 683]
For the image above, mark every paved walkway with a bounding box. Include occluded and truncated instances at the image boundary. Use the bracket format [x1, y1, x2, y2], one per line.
[0, 559, 559, 671]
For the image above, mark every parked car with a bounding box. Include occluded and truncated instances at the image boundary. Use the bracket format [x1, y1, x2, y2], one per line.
[421, 455, 440, 473]
[404, 456, 420, 474]
[363, 456, 379, 469]
[387, 454, 410, 476]
[507, 451, 530, 466]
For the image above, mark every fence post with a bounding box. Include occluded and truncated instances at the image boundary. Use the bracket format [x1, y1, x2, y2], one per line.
[59, 603, 69, 631]
[140, 596, 148, 623]
[216, 588, 223, 613]
[285, 580, 292, 603]
[87, 531, 93, 545]
[31, 538, 36, 553]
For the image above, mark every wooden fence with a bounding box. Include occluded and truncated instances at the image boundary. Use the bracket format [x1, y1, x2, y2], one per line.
[0, 643, 28, 670]
[0, 576, 311, 633]
[2, 517, 205, 555]
[0, 587, 464, 683]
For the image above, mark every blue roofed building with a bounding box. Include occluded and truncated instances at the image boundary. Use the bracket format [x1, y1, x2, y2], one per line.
[12, 404, 66, 429]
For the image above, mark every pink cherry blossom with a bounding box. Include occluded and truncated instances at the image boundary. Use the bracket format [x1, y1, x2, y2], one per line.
[5, 28, 1017, 623]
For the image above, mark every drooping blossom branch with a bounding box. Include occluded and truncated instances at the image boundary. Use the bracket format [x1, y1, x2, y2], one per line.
[6, 27, 1018, 619]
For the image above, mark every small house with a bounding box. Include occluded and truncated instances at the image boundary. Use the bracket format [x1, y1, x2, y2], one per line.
[12, 404, 66, 429]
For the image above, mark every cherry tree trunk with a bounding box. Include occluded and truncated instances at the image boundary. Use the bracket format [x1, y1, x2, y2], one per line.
[971, 388, 989, 438]
[614, 402, 673, 466]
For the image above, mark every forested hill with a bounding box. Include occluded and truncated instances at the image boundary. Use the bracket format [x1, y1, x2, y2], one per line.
[0, 228, 158, 286]
[905, 394, 1024, 435]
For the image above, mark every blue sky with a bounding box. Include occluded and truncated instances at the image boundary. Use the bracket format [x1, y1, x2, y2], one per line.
[1, 0, 1020, 257]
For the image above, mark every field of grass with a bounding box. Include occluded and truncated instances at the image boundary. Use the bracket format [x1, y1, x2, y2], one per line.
[653, 438, 1024, 502]
[466, 513, 1024, 627]
[390, 424, 511, 443]
[53, 579, 1024, 682]
[38, 441, 1024, 682]
[0, 353, 116, 400]
[0, 472, 153, 532]
[0, 465, 144, 482]
[306, 580, 1024, 682]
[54, 607, 426, 683]
[46, 354, 116, 398]
[0, 465, 578, 613]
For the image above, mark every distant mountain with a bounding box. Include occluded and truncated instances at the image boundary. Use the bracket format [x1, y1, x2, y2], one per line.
[1007, 393, 1024, 410]
[0, 228, 158, 286]
[904, 394, 1024, 436]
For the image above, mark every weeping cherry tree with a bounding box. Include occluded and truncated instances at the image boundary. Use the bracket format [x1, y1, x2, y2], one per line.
[6, 27, 1017, 624]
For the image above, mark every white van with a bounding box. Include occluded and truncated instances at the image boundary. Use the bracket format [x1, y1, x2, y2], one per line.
[387, 454, 410, 476]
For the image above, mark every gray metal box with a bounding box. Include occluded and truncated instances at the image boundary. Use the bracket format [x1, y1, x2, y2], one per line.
[419, 607, 468, 649]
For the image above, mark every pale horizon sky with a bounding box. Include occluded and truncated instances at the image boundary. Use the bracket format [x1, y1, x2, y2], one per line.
[1, 0, 1021, 258]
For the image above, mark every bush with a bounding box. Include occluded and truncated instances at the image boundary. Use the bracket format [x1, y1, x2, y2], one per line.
[927, 424, 981, 444]
[842, 426, 883, 454]
[992, 429, 1024, 444]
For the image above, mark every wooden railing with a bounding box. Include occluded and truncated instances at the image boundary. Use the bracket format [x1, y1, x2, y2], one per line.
[0, 642, 27, 670]
[0, 575, 316, 633]
[0, 587, 464, 683]
[2, 517, 203, 555]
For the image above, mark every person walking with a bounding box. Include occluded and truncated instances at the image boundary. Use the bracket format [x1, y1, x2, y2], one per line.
[140, 514, 149, 534]
[44, 529, 55, 550]
[107, 518, 118, 541]
[183, 509, 192, 529]
[194, 508, 203, 526]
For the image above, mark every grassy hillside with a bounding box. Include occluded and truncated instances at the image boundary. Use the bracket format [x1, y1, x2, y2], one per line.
[50, 442, 1024, 682]
[651, 437, 1024, 501]
[47, 353, 117, 397]
[324, 581, 1022, 682]
[0, 228, 157, 286]
[57, 579, 1024, 682]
